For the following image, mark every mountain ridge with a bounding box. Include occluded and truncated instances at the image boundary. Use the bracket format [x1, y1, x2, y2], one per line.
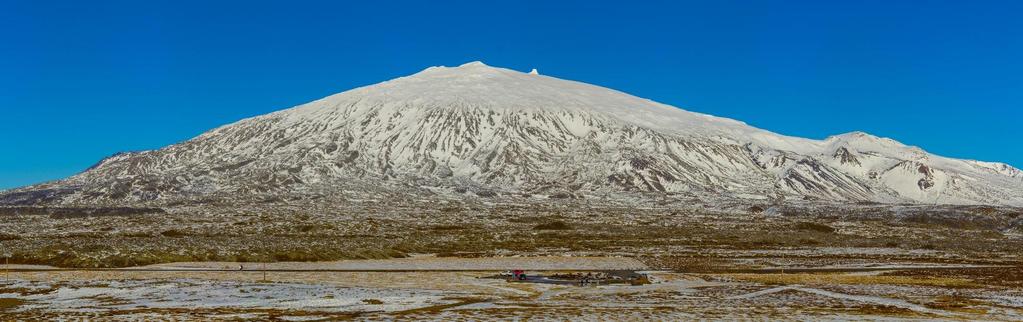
[3, 61, 1021, 207]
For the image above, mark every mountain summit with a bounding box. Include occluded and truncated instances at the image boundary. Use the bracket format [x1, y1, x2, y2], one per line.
[4, 62, 1022, 206]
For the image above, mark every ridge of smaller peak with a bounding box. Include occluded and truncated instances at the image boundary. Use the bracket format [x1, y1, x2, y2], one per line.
[827, 131, 880, 142]
[458, 61, 488, 67]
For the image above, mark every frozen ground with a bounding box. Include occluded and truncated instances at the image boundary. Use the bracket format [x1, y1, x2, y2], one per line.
[138, 255, 647, 271]
[0, 278, 453, 320]
[0, 202, 1020, 320]
[1, 257, 1021, 320]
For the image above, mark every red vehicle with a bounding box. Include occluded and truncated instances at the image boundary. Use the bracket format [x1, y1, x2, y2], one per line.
[512, 269, 526, 280]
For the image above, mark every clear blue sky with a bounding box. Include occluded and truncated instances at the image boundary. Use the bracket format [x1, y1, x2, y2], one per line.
[2, 0, 1021, 189]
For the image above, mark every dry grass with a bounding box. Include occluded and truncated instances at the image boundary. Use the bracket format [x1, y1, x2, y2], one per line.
[847, 304, 923, 318]
[2, 202, 1020, 268]
[880, 266, 1023, 288]
[716, 273, 978, 288]
[390, 297, 488, 317]
[532, 221, 572, 230]
[0, 298, 26, 311]
[924, 294, 990, 314]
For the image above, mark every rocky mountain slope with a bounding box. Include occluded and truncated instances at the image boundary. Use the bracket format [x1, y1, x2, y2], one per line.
[3, 61, 1021, 207]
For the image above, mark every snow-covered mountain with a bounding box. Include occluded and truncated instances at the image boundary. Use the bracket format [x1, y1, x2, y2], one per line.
[4, 61, 1022, 206]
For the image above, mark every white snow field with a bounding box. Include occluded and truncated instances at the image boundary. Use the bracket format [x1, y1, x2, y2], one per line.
[3, 264, 1023, 320]
[4, 62, 1021, 207]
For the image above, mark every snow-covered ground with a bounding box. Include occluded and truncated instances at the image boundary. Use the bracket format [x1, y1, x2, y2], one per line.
[138, 255, 647, 271]
[0, 278, 458, 320]
[3, 265, 1020, 320]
